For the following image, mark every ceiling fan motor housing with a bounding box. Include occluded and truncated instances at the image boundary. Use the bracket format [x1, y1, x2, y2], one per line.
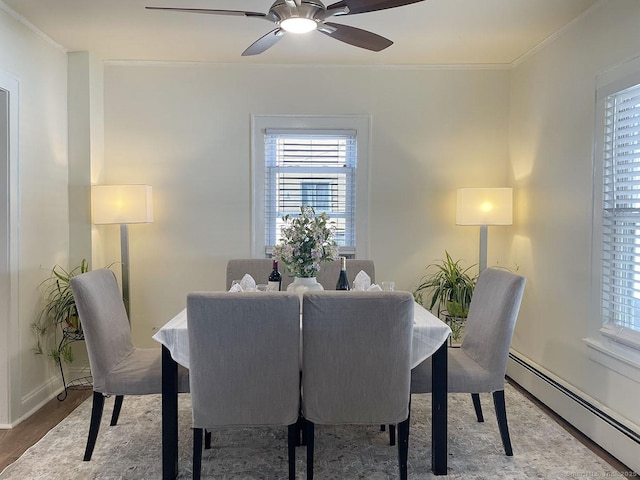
[270, 0, 326, 23]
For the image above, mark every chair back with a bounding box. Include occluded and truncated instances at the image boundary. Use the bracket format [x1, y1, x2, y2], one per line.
[301, 291, 414, 425]
[187, 292, 300, 428]
[226, 258, 375, 290]
[461, 268, 526, 378]
[70, 269, 135, 394]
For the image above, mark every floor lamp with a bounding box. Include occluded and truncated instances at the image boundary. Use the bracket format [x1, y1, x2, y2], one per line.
[91, 185, 154, 321]
[456, 188, 512, 272]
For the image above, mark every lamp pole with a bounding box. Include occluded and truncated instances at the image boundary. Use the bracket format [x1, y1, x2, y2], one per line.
[479, 225, 488, 273]
[120, 224, 130, 321]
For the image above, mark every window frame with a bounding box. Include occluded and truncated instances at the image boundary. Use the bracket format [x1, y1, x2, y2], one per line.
[251, 114, 370, 259]
[587, 55, 640, 379]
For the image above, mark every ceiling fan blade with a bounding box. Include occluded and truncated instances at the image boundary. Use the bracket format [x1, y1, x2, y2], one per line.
[145, 7, 267, 19]
[320, 22, 393, 51]
[242, 29, 284, 56]
[326, 0, 424, 15]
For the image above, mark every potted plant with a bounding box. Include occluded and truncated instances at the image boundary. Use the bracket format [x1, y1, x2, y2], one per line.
[32, 259, 89, 365]
[414, 251, 477, 344]
[272, 205, 339, 293]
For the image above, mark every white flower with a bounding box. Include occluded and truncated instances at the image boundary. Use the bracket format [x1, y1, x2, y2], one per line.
[272, 206, 339, 278]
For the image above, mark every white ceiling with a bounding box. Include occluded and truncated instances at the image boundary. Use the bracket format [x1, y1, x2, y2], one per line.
[2, 0, 600, 65]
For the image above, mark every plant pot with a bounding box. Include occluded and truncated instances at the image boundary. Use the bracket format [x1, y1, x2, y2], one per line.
[445, 315, 465, 347]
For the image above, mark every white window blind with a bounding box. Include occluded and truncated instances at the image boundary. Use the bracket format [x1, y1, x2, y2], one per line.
[264, 129, 357, 254]
[602, 82, 640, 332]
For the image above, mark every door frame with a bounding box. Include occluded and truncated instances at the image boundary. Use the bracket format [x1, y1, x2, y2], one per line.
[0, 69, 20, 427]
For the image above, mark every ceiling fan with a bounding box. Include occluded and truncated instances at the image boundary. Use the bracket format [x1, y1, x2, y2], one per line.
[146, 0, 425, 56]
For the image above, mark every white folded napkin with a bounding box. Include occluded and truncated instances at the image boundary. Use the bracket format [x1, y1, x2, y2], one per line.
[353, 270, 371, 291]
[228, 274, 257, 292]
[240, 273, 256, 292]
[367, 284, 382, 291]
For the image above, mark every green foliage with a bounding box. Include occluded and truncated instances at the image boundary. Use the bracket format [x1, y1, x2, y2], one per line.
[272, 206, 339, 278]
[32, 259, 89, 365]
[414, 251, 477, 321]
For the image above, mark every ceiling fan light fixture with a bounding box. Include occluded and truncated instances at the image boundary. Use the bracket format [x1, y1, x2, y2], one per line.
[280, 17, 317, 34]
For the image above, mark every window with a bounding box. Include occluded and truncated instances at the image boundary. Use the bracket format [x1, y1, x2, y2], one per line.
[252, 115, 370, 259]
[586, 57, 640, 378]
[265, 130, 356, 251]
[601, 83, 640, 336]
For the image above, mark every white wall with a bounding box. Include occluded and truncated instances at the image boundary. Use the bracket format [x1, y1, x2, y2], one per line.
[508, 0, 640, 471]
[0, 4, 69, 422]
[102, 63, 511, 346]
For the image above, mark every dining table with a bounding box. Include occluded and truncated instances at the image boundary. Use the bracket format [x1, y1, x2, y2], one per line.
[153, 299, 451, 479]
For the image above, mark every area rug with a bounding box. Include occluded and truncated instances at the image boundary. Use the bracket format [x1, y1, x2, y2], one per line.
[0, 383, 619, 479]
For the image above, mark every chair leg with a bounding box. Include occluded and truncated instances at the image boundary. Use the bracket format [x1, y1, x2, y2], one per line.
[83, 392, 105, 461]
[471, 393, 484, 422]
[193, 428, 203, 480]
[296, 413, 306, 446]
[305, 420, 315, 480]
[389, 424, 396, 446]
[110, 395, 124, 426]
[287, 424, 296, 480]
[493, 390, 513, 456]
[397, 417, 410, 480]
[204, 429, 211, 449]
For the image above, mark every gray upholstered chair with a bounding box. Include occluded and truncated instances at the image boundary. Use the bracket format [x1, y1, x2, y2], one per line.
[301, 291, 414, 480]
[226, 258, 375, 290]
[411, 267, 526, 456]
[70, 269, 190, 461]
[187, 292, 301, 480]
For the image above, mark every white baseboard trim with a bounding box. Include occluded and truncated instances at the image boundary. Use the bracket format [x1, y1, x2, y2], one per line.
[0, 377, 65, 429]
[0, 365, 92, 429]
[507, 349, 640, 473]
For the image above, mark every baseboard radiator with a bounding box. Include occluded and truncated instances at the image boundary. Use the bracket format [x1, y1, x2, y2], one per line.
[507, 351, 640, 473]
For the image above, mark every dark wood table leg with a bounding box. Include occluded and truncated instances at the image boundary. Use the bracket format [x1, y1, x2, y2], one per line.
[162, 345, 179, 480]
[432, 341, 448, 475]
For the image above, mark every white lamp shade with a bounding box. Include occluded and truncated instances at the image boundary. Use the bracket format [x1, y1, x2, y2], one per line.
[92, 185, 153, 225]
[456, 188, 512, 226]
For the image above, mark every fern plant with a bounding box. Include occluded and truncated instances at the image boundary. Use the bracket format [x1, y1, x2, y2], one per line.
[32, 259, 89, 364]
[414, 251, 477, 339]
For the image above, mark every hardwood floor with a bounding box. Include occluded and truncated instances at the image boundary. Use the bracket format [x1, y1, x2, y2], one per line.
[0, 383, 634, 475]
[0, 387, 91, 472]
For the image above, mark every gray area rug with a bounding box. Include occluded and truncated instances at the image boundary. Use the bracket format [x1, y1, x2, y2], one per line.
[0, 383, 618, 479]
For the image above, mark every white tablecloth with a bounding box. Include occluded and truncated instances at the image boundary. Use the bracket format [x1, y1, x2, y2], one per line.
[153, 301, 450, 370]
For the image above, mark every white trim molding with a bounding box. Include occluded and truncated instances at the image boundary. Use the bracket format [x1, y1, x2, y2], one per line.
[251, 114, 371, 259]
[584, 335, 640, 385]
[0, 69, 21, 427]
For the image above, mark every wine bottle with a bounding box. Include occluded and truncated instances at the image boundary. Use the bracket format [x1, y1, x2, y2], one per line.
[335, 257, 350, 291]
[268, 260, 282, 291]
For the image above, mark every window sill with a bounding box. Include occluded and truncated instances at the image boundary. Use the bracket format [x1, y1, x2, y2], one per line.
[584, 334, 640, 384]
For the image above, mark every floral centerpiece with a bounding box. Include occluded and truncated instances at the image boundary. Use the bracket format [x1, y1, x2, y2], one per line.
[272, 206, 339, 279]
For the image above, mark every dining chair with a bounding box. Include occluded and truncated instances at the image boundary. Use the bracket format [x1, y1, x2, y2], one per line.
[70, 269, 190, 461]
[187, 291, 301, 480]
[410, 267, 526, 456]
[301, 291, 414, 480]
